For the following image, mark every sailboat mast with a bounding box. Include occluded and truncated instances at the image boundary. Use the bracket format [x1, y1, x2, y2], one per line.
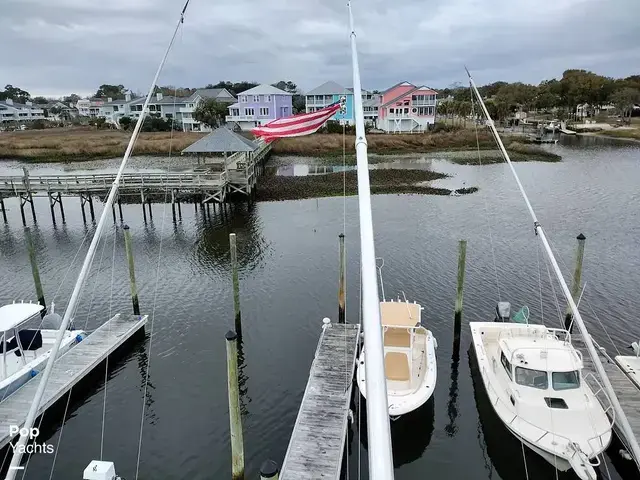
[5, 2, 191, 477]
[347, 2, 394, 478]
[467, 70, 640, 464]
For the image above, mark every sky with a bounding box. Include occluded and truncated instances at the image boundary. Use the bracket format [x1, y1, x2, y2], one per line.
[2, 0, 639, 98]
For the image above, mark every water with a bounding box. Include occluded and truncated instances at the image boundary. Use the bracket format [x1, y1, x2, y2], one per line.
[0, 135, 639, 479]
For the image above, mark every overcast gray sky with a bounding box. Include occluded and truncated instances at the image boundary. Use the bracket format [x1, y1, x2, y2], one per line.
[2, 0, 638, 98]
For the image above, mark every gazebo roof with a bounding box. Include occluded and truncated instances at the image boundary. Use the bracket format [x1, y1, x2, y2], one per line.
[182, 127, 258, 154]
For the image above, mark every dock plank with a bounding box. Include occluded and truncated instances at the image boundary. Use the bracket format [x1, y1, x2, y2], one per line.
[574, 335, 640, 464]
[0, 313, 147, 448]
[280, 323, 360, 480]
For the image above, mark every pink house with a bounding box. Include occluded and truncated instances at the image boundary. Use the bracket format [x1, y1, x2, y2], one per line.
[377, 81, 437, 133]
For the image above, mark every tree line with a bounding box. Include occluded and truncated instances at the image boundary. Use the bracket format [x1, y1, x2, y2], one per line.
[438, 70, 640, 123]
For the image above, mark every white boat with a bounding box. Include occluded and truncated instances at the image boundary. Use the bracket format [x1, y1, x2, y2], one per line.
[357, 299, 437, 418]
[470, 316, 612, 480]
[0, 302, 86, 400]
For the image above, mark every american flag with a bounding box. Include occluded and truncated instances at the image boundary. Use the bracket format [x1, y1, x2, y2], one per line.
[252, 102, 342, 142]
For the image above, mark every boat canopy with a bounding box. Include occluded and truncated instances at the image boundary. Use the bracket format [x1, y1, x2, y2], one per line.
[0, 303, 43, 332]
[499, 336, 583, 372]
[380, 301, 421, 327]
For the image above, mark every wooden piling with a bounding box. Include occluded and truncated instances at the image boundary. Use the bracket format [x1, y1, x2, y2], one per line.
[88, 195, 95, 222]
[25, 228, 46, 315]
[454, 240, 467, 341]
[117, 196, 123, 221]
[338, 233, 346, 324]
[564, 233, 586, 332]
[225, 330, 245, 480]
[123, 225, 141, 316]
[79, 194, 87, 223]
[58, 193, 65, 222]
[230, 233, 241, 334]
[260, 460, 279, 480]
[0, 198, 6, 223]
[48, 193, 56, 223]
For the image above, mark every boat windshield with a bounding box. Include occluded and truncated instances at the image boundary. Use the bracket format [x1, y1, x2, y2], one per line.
[515, 366, 548, 389]
[552, 370, 580, 390]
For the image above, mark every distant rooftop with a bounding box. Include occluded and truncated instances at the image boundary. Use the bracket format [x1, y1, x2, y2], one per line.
[182, 127, 258, 154]
[239, 84, 292, 96]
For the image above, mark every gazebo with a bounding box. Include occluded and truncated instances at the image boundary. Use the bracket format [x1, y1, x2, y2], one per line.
[182, 127, 258, 167]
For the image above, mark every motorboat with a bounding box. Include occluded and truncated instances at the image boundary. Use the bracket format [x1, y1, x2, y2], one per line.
[357, 298, 437, 418]
[0, 302, 86, 400]
[470, 305, 612, 480]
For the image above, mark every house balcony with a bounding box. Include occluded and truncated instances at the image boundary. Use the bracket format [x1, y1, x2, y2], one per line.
[411, 101, 436, 106]
[226, 114, 257, 122]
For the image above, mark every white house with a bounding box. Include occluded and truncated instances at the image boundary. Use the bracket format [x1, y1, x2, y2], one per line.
[0, 99, 45, 125]
[76, 98, 106, 117]
[180, 88, 236, 132]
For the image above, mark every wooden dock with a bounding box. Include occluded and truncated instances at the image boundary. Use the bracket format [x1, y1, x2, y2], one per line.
[280, 322, 361, 480]
[0, 140, 271, 224]
[574, 335, 640, 465]
[0, 313, 147, 449]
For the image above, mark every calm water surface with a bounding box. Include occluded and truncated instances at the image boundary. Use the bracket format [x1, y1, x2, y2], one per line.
[0, 135, 639, 479]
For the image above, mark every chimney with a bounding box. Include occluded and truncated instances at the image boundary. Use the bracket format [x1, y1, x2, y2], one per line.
[6, 99, 13, 105]
[125, 93, 131, 102]
[156, 92, 163, 101]
[107, 97, 113, 103]
[26, 100, 33, 106]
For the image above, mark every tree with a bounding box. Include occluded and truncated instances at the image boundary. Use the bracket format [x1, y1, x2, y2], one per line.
[119, 116, 133, 130]
[272, 80, 298, 94]
[206, 81, 259, 96]
[32, 96, 49, 105]
[0, 84, 30, 103]
[63, 93, 81, 105]
[611, 88, 640, 123]
[193, 99, 229, 128]
[95, 84, 127, 99]
[95, 117, 107, 129]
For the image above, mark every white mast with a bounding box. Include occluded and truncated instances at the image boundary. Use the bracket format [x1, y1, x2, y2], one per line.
[347, 2, 394, 478]
[467, 68, 640, 465]
[5, 2, 192, 477]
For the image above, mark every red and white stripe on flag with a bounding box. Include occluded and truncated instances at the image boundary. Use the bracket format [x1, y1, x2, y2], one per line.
[252, 102, 342, 142]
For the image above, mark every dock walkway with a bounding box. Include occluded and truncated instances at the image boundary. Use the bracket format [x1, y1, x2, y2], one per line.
[0, 313, 147, 449]
[280, 322, 361, 480]
[574, 335, 640, 466]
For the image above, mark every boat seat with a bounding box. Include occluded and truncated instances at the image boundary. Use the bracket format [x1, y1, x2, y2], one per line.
[384, 328, 411, 348]
[385, 352, 410, 381]
[0, 330, 42, 356]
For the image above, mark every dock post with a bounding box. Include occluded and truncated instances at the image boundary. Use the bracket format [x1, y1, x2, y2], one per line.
[140, 189, 147, 222]
[48, 192, 56, 224]
[117, 196, 123, 222]
[0, 198, 6, 223]
[454, 240, 467, 342]
[259, 460, 279, 480]
[147, 198, 153, 220]
[225, 330, 245, 480]
[230, 233, 242, 335]
[171, 189, 176, 221]
[79, 194, 87, 223]
[88, 195, 95, 222]
[565, 233, 586, 332]
[111, 203, 117, 224]
[25, 228, 46, 316]
[338, 233, 346, 323]
[58, 193, 65, 223]
[28, 193, 36, 222]
[123, 225, 141, 316]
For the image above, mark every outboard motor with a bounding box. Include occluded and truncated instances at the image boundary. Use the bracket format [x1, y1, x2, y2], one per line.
[494, 302, 511, 322]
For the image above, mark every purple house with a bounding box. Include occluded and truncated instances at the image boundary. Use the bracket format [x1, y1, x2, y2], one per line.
[225, 84, 293, 131]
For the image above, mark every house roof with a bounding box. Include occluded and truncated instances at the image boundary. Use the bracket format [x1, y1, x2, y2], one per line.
[182, 127, 258, 154]
[305, 81, 347, 96]
[188, 88, 236, 102]
[380, 85, 436, 108]
[239, 84, 292, 96]
[382, 81, 415, 94]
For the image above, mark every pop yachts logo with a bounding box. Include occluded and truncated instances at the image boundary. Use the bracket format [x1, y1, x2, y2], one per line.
[9, 427, 54, 454]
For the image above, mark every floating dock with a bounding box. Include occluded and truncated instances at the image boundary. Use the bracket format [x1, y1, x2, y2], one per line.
[280, 322, 361, 480]
[0, 313, 147, 449]
[574, 335, 640, 467]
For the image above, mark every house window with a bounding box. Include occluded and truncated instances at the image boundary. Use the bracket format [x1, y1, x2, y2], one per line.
[259, 107, 269, 116]
[404, 108, 409, 114]
[113, 106, 119, 112]
[265, 95, 271, 102]
[241, 96, 247, 103]
[244, 108, 255, 117]
[389, 108, 394, 114]
[230, 108, 239, 116]
[253, 95, 259, 102]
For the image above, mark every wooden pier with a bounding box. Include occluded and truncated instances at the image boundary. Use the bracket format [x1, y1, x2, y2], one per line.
[574, 335, 640, 466]
[280, 322, 361, 480]
[0, 139, 271, 224]
[0, 313, 147, 449]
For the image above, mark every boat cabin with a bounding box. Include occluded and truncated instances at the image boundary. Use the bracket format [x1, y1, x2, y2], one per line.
[0, 303, 44, 379]
[380, 301, 421, 383]
[498, 335, 583, 397]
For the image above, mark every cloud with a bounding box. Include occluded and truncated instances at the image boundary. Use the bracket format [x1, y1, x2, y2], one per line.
[1, 0, 637, 98]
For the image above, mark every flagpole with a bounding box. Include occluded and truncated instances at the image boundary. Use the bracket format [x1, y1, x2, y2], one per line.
[467, 68, 640, 465]
[5, 2, 191, 477]
[347, 2, 394, 479]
